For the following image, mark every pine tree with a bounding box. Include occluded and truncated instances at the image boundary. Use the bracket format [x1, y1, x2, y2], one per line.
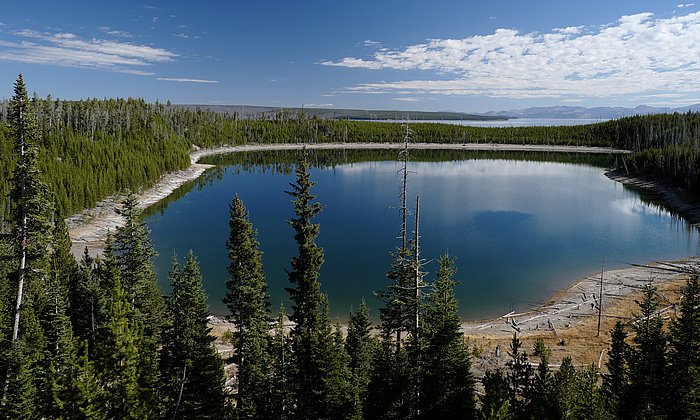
[553, 356, 577, 418]
[109, 194, 165, 415]
[529, 338, 555, 418]
[7, 73, 54, 344]
[479, 368, 512, 419]
[68, 248, 102, 353]
[506, 333, 532, 418]
[2, 340, 40, 418]
[603, 321, 628, 417]
[627, 285, 667, 418]
[223, 194, 271, 418]
[667, 274, 700, 418]
[160, 251, 225, 419]
[94, 276, 142, 419]
[45, 216, 80, 419]
[47, 311, 79, 418]
[269, 304, 292, 420]
[345, 301, 374, 419]
[568, 366, 607, 419]
[316, 297, 354, 419]
[284, 157, 329, 418]
[73, 341, 105, 420]
[366, 339, 409, 419]
[419, 254, 475, 419]
[0, 74, 54, 418]
[111, 194, 165, 326]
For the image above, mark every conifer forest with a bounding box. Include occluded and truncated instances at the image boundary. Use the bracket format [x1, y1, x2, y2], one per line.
[3, 74, 700, 419]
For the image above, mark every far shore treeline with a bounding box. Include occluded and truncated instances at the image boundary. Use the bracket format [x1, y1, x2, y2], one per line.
[1, 85, 700, 218]
[3, 75, 700, 418]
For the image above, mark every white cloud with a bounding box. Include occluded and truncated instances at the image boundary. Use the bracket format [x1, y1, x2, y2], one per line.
[553, 26, 584, 34]
[156, 77, 218, 83]
[99, 26, 134, 38]
[393, 97, 421, 102]
[174, 33, 189, 39]
[323, 11, 700, 99]
[0, 28, 177, 74]
[305, 103, 334, 107]
[678, 3, 695, 8]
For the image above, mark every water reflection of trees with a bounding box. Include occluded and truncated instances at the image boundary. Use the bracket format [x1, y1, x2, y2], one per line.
[145, 149, 618, 218]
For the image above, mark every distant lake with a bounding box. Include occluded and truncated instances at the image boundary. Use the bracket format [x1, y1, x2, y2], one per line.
[375, 118, 608, 127]
[145, 151, 699, 320]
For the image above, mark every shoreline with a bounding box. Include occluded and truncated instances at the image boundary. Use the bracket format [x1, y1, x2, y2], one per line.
[67, 142, 630, 257]
[66, 141, 699, 349]
[606, 169, 700, 225]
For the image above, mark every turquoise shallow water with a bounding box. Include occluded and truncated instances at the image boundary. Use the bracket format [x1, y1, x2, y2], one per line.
[145, 158, 700, 320]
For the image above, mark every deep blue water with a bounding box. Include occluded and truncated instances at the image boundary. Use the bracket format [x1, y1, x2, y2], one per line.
[145, 158, 699, 320]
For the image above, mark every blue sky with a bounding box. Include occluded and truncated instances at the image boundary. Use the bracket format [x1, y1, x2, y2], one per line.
[0, 0, 698, 112]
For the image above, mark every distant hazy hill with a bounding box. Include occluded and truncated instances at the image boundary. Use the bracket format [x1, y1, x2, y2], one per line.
[176, 105, 507, 121]
[480, 104, 700, 119]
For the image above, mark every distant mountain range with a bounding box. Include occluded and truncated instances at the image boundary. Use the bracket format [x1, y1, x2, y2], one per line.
[479, 104, 700, 119]
[178, 103, 700, 121]
[177, 105, 506, 121]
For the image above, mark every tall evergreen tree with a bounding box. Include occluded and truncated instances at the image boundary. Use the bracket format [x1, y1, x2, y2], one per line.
[553, 356, 577, 418]
[667, 274, 700, 418]
[7, 73, 54, 343]
[109, 194, 166, 414]
[45, 216, 80, 419]
[0, 74, 55, 417]
[111, 194, 165, 327]
[284, 157, 330, 418]
[160, 251, 225, 419]
[603, 321, 629, 417]
[479, 368, 512, 419]
[316, 297, 355, 419]
[419, 254, 475, 419]
[94, 276, 143, 419]
[269, 304, 292, 420]
[73, 341, 106, 420]
[345, 301, 374, 419]
[529, 338, 555, 418]
[627, 285, 667, 418]
[365, 338, 412, 420]
[506, 333, 532, 418]
[68, 248, 103, 353]
[223, 194, 271, 418]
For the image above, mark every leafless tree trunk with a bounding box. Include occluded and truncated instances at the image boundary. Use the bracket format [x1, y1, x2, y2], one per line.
[13, 106, 27, 342]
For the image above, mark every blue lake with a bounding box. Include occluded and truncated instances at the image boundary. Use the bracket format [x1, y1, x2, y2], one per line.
[145, 152, 700, 320]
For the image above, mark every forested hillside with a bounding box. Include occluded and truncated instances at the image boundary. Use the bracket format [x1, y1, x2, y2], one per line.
[1, 81, 699, 220]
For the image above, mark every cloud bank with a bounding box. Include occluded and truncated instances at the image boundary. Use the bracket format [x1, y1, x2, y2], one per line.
[0, 29, 177, 75]
[156, 77, 218, 83]
[322, 11, 700, 99]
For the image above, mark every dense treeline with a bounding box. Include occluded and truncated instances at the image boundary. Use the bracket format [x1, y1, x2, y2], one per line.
[1, 79, 699, 219]
[0, 76, 224, 418]
[615, 113, 700, 194]
[4, 75, 700, 418]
